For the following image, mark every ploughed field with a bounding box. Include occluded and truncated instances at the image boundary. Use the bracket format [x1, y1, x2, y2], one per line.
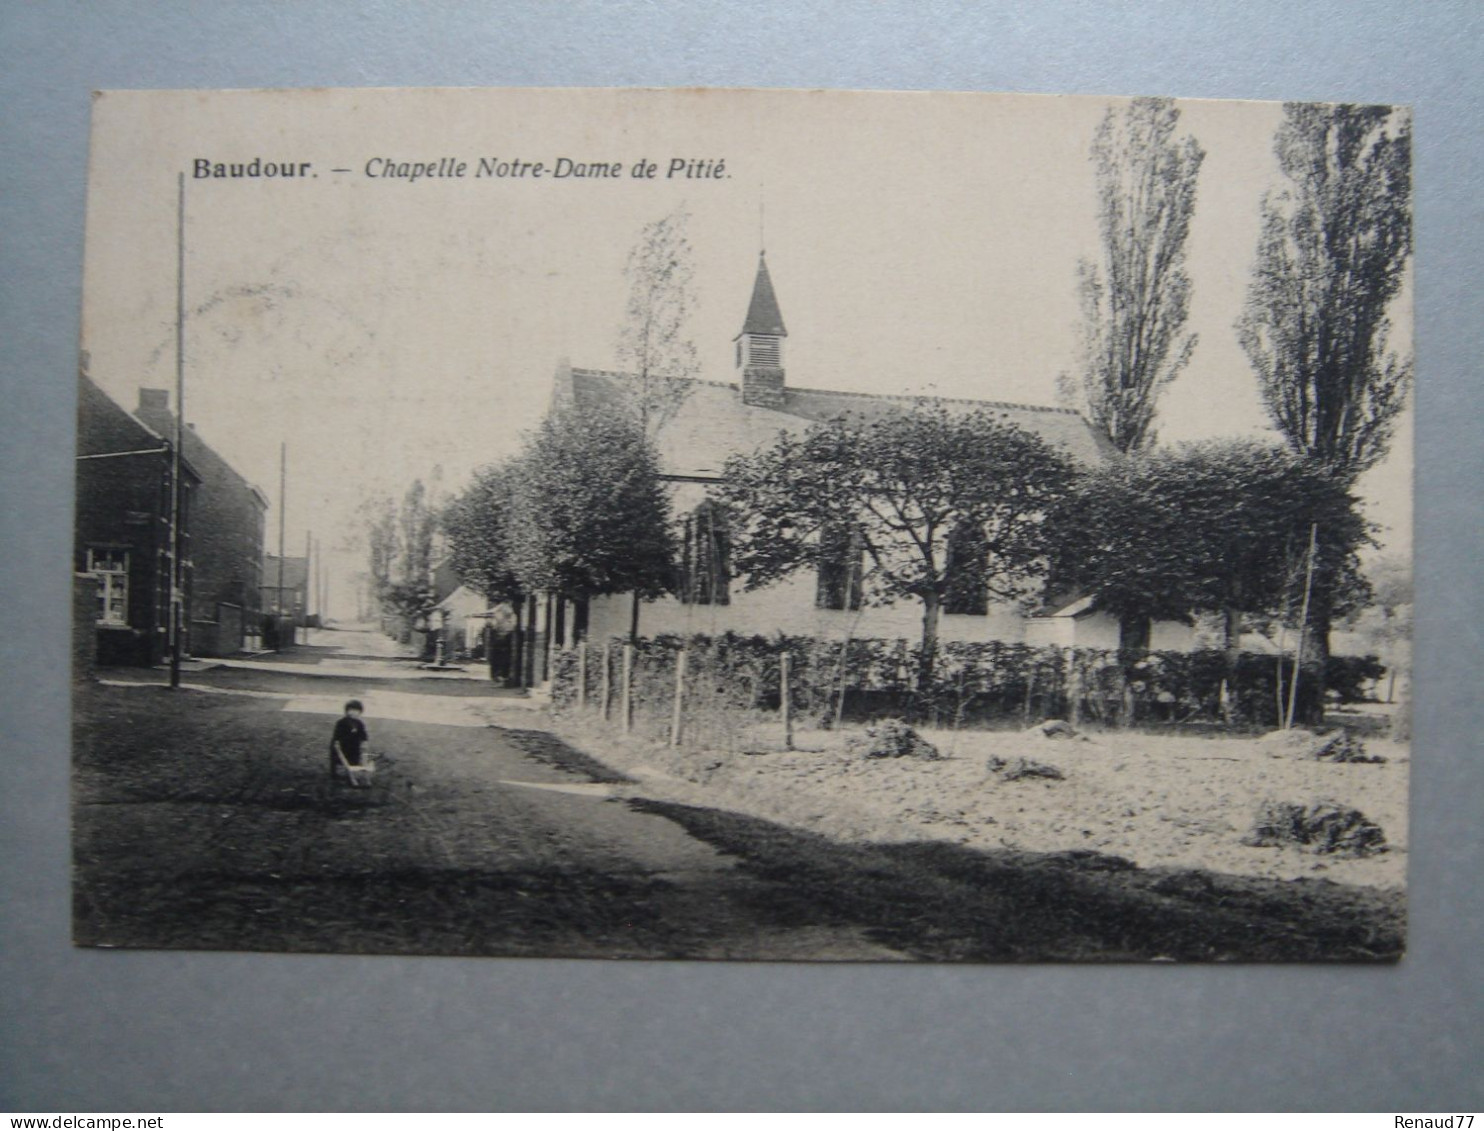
[562, 718, 1410, 890]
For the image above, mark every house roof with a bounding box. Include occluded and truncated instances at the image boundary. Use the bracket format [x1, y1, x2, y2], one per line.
[134, 389, 269, 508]
[563, 367, 1114, 479]
[737, 252, 787, 338]
[1036, 594, 1097, 619]
[76, 374, 202, 481]
[262, 554, 308, 590]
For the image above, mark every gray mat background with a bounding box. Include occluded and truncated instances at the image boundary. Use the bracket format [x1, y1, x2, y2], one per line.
[2, 0, 1480, 1113]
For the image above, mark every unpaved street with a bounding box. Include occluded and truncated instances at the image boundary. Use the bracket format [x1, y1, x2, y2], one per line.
[75, 630, 901, 960]
[73, 628, 1403, 961]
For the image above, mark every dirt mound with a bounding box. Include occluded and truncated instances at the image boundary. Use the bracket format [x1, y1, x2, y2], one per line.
[1025, 718, 1083, 740]
[1313, 732, 1387, 764]
[849, 719, 941, 760]
[1259, 728, 1386, 763]
[1244, 799, 1389, 856]
[987, 756, 1064, 782]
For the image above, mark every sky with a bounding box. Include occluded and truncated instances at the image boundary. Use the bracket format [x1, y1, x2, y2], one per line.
[81, 88, 1413, 620]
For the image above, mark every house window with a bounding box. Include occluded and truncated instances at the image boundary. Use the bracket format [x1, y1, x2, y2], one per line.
[87, 548, 129, 626]
[679, 503, 730, 606]
[816, 524, 864, 611]
[943, 523, 989, 616]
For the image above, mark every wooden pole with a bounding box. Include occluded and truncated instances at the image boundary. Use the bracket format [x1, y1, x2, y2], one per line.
[168, 172, 186, 687]
[577, 640, 588, 710]
[1285, 522, 1319, 730]
[621, 644, 634, 734]
[670, 649, 687, 746]
[277, 444, 286, 628]
[1066, 648, 1081, 729]
[600, 640, 612, 721]
[781, 652, 794, 750]
[304, 530, 312, 626]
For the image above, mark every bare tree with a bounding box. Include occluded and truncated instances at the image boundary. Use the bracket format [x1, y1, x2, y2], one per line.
[615, 204, 700, 435]
[1237, 102, 1413, 483]
[1063, 97, 1206, 453]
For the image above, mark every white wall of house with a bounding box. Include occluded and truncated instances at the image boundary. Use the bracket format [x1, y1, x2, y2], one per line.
[588, 573, 1031, 645]
[1024, 612, 1197, 652]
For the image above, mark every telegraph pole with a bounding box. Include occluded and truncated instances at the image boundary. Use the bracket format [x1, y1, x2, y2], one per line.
[169, 173, 186, 689]
[277, 442, 286, 643]
[304, 529, 312, 627]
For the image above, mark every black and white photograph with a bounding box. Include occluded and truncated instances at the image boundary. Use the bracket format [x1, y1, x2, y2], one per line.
[73, 86, 1413, 962]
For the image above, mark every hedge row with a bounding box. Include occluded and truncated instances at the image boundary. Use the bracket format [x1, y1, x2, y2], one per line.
[551, 633, 1384, 730]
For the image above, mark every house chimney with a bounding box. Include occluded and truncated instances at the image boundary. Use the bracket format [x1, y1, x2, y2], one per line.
[734, 251, 787, 408]
[137, 388, 170, 414]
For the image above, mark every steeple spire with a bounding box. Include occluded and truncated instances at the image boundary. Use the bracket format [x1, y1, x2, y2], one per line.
[735, 250, 787, 407]
[739, 251, 787, 338]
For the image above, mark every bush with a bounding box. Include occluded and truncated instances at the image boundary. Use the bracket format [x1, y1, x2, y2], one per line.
[848, 718, 940, 760]
[987, 756, 1064, 781]
[1314, 731, 1386, 764]
[547, 633, 1386, 734]
[1244, 800, 1388, 856]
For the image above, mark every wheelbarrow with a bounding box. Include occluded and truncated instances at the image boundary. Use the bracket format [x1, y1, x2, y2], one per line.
[333, 744, 375, 788]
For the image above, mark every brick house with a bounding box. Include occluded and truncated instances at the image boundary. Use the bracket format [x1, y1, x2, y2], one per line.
[134, 388, 269, 656]
[75, 375, 200, 667]
[544, 252, 1195, 656]
[261, 554, 308, 624]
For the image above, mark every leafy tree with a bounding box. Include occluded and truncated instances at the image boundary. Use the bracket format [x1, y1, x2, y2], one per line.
[364, 494, 399, 607]
[1062, 97, 1206, 453]
[443, 461, 528, 681]
[398, 478, 438, 593]
[1237, 103, 1413, 483]
[716, 403, 1075, 700]
[1236, 103, 1412, 698]
[1047, 440, 1368, 709]
[508, 406, 675, 641]
[615, 204, 700, 434]
[442, 461, 525, 610]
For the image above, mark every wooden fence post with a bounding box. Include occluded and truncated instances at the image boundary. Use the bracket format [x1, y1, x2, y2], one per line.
[577, 640, 587, 710]
[600, 641, 611, 721]
[780, 653, 794, 751]
[1067, 651, 1082, 729]
[621, 644, 634, 734]
[670, 649, 688, 747]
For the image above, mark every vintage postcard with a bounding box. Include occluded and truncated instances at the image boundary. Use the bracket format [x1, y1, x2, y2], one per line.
[73, 87, 1411, 960]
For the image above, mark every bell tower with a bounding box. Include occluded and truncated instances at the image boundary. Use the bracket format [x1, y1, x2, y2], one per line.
[734, 251, 788, 408]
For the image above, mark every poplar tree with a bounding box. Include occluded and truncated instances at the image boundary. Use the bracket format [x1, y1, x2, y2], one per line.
[1236, 103, 1412, 688]
[1063, 97, 1206, 454]
[615, 204, 700, 435]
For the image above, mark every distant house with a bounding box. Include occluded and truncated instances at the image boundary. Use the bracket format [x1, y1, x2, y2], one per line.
[544, 251, 1194, 657]
[1024, 595, 1194, 652]
[134, 388, 269, 657]
[261, 554, 309, 628]
[75, 375, 200, 667]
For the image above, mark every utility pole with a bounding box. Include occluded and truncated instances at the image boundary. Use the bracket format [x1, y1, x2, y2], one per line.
[277, 442, 286, 638]
[304, 529, 312, 627]
[169, 173, 186, 689]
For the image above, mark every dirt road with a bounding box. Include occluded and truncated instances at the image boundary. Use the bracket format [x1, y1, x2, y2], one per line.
[75, 644, 902, 959]
[73, 630, 1403, 961]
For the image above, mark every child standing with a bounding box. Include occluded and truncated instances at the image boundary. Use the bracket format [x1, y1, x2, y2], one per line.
[329, 699, 371, 781]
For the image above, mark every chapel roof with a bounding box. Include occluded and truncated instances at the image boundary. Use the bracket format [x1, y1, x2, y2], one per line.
[562, 367, 1116, 480]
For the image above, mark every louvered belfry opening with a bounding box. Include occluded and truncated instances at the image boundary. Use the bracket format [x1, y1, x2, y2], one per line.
[746, 335, 781, 367]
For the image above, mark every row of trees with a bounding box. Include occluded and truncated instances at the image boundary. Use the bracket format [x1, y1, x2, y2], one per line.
[436, 99, 1408, 724]
[1063, 97, 1412, 705]
[366, 476, 442, 625]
